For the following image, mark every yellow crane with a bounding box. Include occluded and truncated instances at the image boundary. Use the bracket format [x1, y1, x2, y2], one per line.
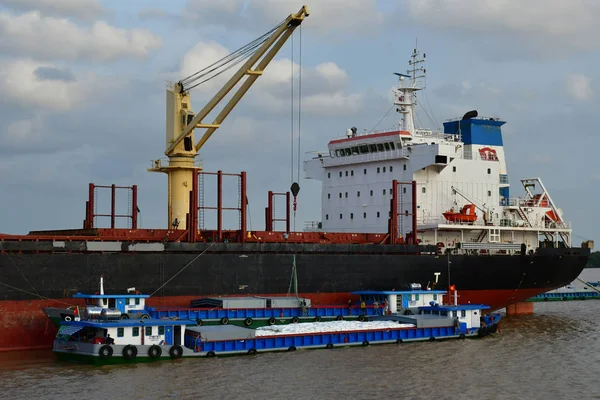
[149, 5, 310, 229]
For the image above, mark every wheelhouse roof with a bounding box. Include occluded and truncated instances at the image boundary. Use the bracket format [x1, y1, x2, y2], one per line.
[62, 319, 195, 328]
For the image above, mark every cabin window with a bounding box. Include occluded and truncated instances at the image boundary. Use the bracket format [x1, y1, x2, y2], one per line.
[383, 167, 386, 173]
[327, 193, 331, 199]
[360, 145, 369, 154]
[453, 166, 456, 172]
[357, 191, 360, 197]
[345, 192, 348, 198]
[415, 294, 420, 300]
[383, 189, 386, 195]
[159, 326, 165, 335]
[422, 187, 426, 194]
[403, 164, 407, 171]
[433, 294, 438, 300]
[487, 168, 491, 174]
[384, 143, 390, 151]
[339, 193, 342, 199]
[339, 171, 342, 177]
[377, 143, 384, 151]
[452, 310, 458, 317]
[351, 170, 354, 176]
[441, 311, 448, 316]
[363, 212, 366, 218]
[377, 167, 380, 173]
[369, 144, 377, 152]
[350, 213, 354, 219]
[461, 310, 466, 318]
[403, 187, 407, 194]
[370, 190, 373, 196]
[117, 328, 124, 337]
[340, 214, 343, 219]
[133, 327, 139, 337]
[145, 326, 152, 336]
[363, 168, 367, 175]
[328, 172, 331, 178]
[352, 146, 359, 155]
[345, 148, 352, 156]
[377, 212, 380, 218]
[135, 298, 140, 305]
[488, 190, 492, 196]
[345, 171, 348, 177]
[126, 298, 131, 305]
[390, 166, 393, 172]
[102, 298, 108, 306]
[326, 214, 329, 220]
[390, 142, 395, 150]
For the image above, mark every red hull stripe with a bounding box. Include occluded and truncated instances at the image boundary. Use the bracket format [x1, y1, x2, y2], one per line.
[0, 288, 545, 351]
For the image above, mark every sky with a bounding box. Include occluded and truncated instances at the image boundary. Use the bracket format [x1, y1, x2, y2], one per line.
[0, 0, 598, 246]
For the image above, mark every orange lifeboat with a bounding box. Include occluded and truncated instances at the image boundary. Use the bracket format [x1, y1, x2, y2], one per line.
[443, 204, 478, 223]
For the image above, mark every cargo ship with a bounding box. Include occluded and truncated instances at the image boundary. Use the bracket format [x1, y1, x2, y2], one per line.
[0, 6, 591, 351]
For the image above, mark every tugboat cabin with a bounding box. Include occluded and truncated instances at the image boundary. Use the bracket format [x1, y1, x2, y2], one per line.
[418, 304, 490, 329]
[73, 292, 150, 317]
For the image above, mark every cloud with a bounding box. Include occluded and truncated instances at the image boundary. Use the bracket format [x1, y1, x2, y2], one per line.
[0, 11, 161, 62]
[0, 0, 105, 20]
[34, 66, 75, 82]
[565, 73, 594, 101]
[406, 0, 600, 58]
[179, 41, 363, 116]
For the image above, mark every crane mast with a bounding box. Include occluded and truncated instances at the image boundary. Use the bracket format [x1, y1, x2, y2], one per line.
[149, 5, 310, 229]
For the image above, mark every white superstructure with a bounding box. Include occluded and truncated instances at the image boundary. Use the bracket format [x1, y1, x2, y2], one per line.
[304, 48, 571, 255]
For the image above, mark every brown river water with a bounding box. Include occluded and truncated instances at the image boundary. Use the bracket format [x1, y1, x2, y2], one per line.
[1, 270, 599, 400]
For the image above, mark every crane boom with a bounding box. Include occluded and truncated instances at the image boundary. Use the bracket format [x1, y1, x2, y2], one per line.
[165, 5, 310, 156]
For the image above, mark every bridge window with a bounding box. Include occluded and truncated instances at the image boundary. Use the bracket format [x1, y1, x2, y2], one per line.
[357, 191, 360, 197]
[377, 167, 380, 173]
[326, 214, 329, 220]
[339, 171, 342, 177]
[364, 168, 367, 175]
[340, 214, 343, 219]
[350, 213, 354, 219]
[159, 326, 165, 335]
[345, 148, 352, 156]
[487, 168, 491, 174]
[383, 189, 386, 195]
[363, 212, 366, 218]
[351, 170, 354, 176]
[369, 144, 377, 152]
[345, 192, 348, 198]
[327, 193, 330, 199]
[488, 190, 492, 196]
[403, 164, 407, 171]
[377, 212, 380, 218]
[370, 190, 373, 196]
[328, 172, 331, 178]
[390, 166, 393, 172]
[117, 328, 124, 337]
[384, 143, 390, 151]
[339, 193, 342, 198]
[377, 143, 384, 151]
[133, 327, 139, 337]
[383, 167, 386, 173]
[360, 145, 369, 154]
[390, 142, 395, 150]
[345, 171, 348, 177]
[453, 166, 456, 172]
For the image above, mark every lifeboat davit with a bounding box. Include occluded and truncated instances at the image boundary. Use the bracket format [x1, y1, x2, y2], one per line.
[443, 204, 478, 223]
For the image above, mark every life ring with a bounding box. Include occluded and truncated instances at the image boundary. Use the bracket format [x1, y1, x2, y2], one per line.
[196, 318, 203, 326]
[63, 315, 72, 322]
[268, 317, 276, 325]
[358, 314, 366, 322]
[288, 346, 297, 352]
[362, 340, 369, 347]
[220, 317, 229, 325]
[122, 345, 138, 360]
[314, 316, 322, 322]
[244, 317, 253, 326]
[169, 345, 183, 359]
[291, 316, 299, 324]
[140, 314, 150, 319]
[326, 343, 333, 349]
[148, 345, 162, 359]
[206, 351, 216, 358]
[99, 345, 113, 358]
[336, 315, 344, 321]
[404, 309, 413, 315]
[247, 348, 257, 355]
[459, 333, 466, 340]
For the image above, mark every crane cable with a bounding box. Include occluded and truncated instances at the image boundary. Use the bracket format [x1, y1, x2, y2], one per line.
[179, 18, 286, 92]
[289, 26, 302, 232]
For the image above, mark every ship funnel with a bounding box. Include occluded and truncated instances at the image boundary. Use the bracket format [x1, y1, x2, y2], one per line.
[462, 110, 478, 120]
